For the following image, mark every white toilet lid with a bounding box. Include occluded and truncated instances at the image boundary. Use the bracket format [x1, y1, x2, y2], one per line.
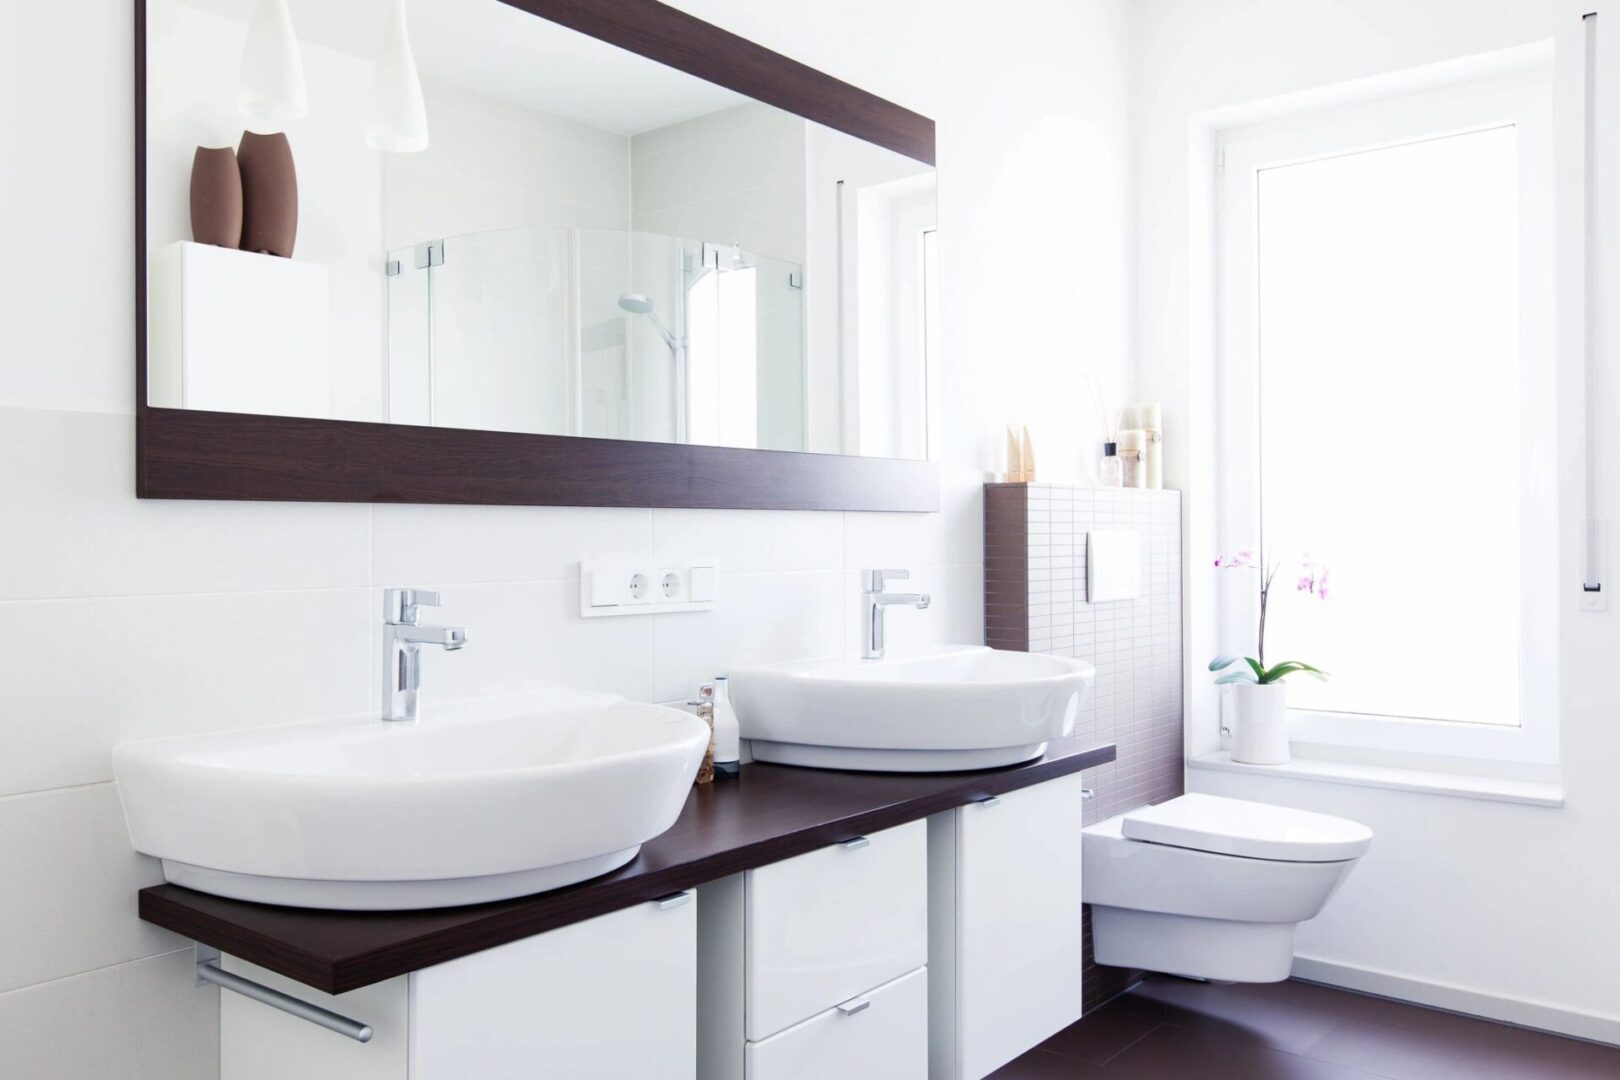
[1120, 793, 1373, 862]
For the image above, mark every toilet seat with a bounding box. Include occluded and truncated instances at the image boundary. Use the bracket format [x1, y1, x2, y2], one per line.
[1120, 793, 1373, 863]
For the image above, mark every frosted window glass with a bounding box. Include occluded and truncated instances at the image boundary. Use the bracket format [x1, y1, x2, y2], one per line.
[1257, 126, 1521, 726]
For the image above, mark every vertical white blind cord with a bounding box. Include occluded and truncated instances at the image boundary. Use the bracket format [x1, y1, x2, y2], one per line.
[1584, 12, 1604, 595]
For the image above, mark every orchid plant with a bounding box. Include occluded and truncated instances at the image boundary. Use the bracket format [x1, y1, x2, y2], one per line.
[1208, 549, 1331, 686]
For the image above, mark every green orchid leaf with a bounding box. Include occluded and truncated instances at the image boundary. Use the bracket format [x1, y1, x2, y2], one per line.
[1208, 654, 1240, 672]
[1261, 662, 1303, 684]
[1245, 657, 1266, 681]
[1214, 672, 1258, 685]
[1268, 660, 1329, 682]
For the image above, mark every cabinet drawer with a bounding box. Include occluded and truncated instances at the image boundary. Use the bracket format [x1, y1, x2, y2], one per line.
[954, 773, 1088, 1078]
[745, 967, 928, 1080]
[412, 894, 697, 1080]
[745, 819, 927, 1039]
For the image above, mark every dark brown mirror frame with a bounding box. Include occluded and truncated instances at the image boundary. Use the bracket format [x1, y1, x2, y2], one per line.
[134, 0, 940, 511]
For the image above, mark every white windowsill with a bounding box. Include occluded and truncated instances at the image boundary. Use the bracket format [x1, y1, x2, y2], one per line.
[1188, 750, 1566, 808]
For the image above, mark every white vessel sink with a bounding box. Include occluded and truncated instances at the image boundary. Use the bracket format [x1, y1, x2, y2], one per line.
[113, 691, 709, 910]
[731, 645, 1095, 772]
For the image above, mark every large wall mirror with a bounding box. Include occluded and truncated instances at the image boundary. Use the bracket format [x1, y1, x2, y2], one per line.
[136, 0, 940, 510]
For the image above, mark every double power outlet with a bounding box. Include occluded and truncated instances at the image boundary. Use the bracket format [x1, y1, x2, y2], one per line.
[579, 561, 718, 618]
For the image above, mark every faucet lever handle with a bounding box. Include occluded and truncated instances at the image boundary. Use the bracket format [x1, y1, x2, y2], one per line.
[862, 568, 910, 592]
[386, 587, 443, 624]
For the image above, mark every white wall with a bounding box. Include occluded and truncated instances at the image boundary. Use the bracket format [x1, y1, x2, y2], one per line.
[631, 101, 807, 265]
[0, 0, 1133, 1076]
[678, 0, 1135, 482]
[1133, 0, 1620, 1040]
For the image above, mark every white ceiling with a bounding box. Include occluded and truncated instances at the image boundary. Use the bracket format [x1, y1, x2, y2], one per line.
[175, 0, 751, 134]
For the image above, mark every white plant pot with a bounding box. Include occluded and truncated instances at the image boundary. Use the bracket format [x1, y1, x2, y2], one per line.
[1228, 682, 1291, 765]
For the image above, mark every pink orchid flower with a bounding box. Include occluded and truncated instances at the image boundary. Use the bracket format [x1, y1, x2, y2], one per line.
[1213, 548, 1256, 569]
[1296, 557, 1330, 600]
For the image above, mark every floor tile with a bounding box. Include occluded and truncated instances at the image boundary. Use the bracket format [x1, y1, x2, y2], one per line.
[990, 1049, 1110, 1078]
[999, 978, 1620, 1080]
[1037, 997, 1160, 1064]
[1103, 1024, 1389, 1080]
[1123, 975, 1348, 1054]
[1304, 1015, 1620, 1080]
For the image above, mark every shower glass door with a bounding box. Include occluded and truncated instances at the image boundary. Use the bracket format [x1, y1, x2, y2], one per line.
[385, 226, 806, 449]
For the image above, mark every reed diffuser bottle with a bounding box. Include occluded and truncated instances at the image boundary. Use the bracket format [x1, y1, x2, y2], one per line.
[1086, 372, 1121, 488]
[1099, 442, 1123, 487]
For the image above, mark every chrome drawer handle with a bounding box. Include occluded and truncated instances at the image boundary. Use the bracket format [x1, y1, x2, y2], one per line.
[651, 890, 694, 910]
[974, 795, 1001, 808]
[837, 997, 871, 1017]
[1081, 788, 1095, 800]
[838, 836, 871, 851]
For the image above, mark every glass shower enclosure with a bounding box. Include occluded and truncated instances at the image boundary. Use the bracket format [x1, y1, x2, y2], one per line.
[384, 225, 807, 452]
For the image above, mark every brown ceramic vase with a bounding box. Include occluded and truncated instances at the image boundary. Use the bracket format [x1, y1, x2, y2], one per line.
[189, 146, 243, 249]
[237, 131, 298, 257]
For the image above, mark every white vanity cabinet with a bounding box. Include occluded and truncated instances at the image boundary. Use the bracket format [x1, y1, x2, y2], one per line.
[928, 772, 1090, 1080]
[699, 819, 930, 1080]
[219, 894, 697, 1080]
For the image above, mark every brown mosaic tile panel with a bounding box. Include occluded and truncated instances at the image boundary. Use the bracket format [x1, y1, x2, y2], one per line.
[983, 485, 1185, 1014]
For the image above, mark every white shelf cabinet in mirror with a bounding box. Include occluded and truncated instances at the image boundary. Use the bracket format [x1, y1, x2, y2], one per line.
[148, 241, 331, 418]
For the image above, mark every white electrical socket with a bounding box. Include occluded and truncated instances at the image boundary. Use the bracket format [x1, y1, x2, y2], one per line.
[579, 561, 718, 617]
[660, 569, 687, 603]
[625, 569, 653, 605]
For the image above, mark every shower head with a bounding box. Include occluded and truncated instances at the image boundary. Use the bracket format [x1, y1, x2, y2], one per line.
[617, 292, 679, 352]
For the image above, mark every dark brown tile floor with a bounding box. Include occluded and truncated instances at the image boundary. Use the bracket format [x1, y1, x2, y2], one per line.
[993, 975, 1620, 1079]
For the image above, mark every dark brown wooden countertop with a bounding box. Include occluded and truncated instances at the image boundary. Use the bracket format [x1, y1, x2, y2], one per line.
[138, 737, 1116, 995]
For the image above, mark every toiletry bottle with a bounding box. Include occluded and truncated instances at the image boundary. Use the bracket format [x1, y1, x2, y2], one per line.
[1118, 429, 1147, 488]
[686, 696, 716, 785]
[1019, 426, 1036, 484]
[1135, 403, 1163, 489]
[1099, 442, 1123, 487]
[710, 677, 741, 778]
[1005, 425, 1025, 483]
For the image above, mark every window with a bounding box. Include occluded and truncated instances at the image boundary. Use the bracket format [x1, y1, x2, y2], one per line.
[1216, 66, 1557, 762]
[687, 265, 759, 449]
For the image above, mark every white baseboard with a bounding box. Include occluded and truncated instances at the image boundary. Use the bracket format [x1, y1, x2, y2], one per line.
[1291, 956, 1620, 1048]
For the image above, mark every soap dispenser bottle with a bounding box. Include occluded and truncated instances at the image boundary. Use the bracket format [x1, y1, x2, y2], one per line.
[708, 677, 741, 778]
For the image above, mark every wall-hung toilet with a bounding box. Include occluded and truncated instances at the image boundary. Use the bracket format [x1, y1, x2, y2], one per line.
[1082, 793, 1373, 982]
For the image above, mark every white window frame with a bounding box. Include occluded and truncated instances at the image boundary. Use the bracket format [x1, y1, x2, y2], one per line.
[1214, 63, 1560, 765]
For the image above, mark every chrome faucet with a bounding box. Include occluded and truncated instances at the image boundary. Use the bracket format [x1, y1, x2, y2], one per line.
[382, 588, 468, 722]
[861, 569, 931, 660]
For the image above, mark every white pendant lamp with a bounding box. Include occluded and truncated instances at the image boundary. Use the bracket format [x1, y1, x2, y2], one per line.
[366, 0, 430, 152]
[239, 0, 308, 128]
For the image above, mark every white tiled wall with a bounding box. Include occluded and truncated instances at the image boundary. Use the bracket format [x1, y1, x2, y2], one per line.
[3, 0, 1134, 1073]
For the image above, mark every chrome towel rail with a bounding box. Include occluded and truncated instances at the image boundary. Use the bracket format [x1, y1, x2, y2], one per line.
[195, 946, 374, 1043]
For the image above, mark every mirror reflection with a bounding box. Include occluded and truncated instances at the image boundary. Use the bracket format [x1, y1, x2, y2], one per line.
[145, 0, 937, 459]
